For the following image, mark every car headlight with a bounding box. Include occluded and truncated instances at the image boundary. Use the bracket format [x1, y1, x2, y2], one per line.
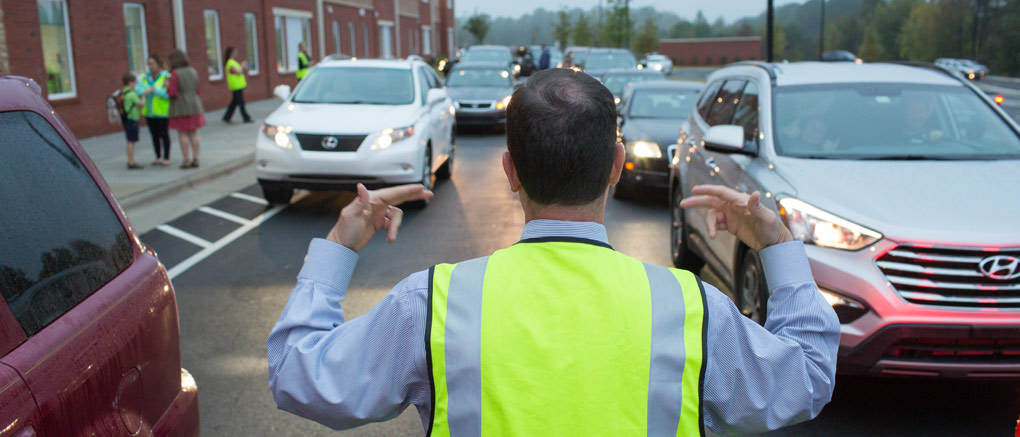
[496, 95, 512, 110]
[614, 97, 622, 105]
[371, 126, 414, 150]
[627, 140, 662, 158]
[262, 124, 293, 149]
[778, 198, 882, 250]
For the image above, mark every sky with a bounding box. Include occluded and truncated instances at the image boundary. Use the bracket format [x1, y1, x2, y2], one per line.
[454, 0, 804, 23]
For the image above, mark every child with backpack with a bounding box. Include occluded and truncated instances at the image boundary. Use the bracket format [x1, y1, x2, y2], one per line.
[121, 72, 145, 169]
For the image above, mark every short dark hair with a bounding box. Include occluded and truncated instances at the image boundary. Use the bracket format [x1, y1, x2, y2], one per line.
[506, 68, 617, 206]
[148, 54, 164, 69]
[122, 72, 136, 85]
[168, 50, 190, 70]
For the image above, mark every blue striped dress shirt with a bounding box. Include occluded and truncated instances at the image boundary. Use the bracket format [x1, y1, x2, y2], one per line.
[268, 219, 840, 433]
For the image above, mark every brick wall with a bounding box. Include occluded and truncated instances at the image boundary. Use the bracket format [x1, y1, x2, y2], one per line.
[0, 2, 9, 74]
[322, 2, 377, 58]
[659, 37, 762, 67]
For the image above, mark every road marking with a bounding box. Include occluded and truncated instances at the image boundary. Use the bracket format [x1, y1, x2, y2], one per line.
[230, 192, 269, 205]
[156, 225, 213, 248]
[198, 206, 250, 225]
[167, 192, 307, 280]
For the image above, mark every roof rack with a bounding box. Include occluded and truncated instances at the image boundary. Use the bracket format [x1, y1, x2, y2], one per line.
[879, 61, 966, 84]
[729, 61, 777, 85]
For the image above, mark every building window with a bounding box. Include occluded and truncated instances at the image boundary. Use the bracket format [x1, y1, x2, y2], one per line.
[245, 13, 259, 75]
[349, 22, 356, 57]
[408, 29, 415, 56]
[363, 23, 369, 57]
[204, 10, 222, 79]
[274, 10, 312, 72]
[422, 27, 431, 56]
[37, 0, 76, 99]
[447, 27, 454, 57]
[333, 21, 341, 55]
[123, 4, 148, 76]
[447, 0, 452, 9]
[379, 22, 393, 59]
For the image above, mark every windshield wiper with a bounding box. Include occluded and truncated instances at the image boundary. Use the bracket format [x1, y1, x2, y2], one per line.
[854, 154, 958, 160]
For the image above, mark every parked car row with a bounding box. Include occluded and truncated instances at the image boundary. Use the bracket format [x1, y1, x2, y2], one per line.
[935, 58, 990, 80]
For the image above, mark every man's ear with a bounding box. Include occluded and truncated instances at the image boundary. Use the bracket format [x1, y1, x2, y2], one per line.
[502, 151, 521, 193]
[608, 142, 626, 185]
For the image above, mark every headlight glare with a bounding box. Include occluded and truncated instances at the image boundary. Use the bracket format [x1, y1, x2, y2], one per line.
[628, 140, 662, 158]
[496, 95, 512, 110]
[262, 124, 293, 149]
[778, 198, 881, 250]
[371, 126, 415, 150]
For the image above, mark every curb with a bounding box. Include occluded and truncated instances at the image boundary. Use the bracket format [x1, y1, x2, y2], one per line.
[116, 153, 255, 210]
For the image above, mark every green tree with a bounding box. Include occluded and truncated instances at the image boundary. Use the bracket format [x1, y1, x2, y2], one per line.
[693, 11, 711, 37]
[572, 12, 593, 46]
[857, 28, 883, 61]
[554, 9, 572, 50]
[824, 16, 860, 54]
[601, 0, 632, 48]
[464, 14, 491, 44]
[670, 20, 695, 38]
[632, 17, 660, 55]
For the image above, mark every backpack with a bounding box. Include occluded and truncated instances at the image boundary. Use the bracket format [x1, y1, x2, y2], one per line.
[106, 89, 124, 124]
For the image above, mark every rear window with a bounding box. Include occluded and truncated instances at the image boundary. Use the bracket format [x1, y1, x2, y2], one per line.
[291, 67, 415, 105]
[0, 111, 133, 336]
[461, 49, 510, 64]
[584, 52, 637, 70]
[446, 68, 512, 87]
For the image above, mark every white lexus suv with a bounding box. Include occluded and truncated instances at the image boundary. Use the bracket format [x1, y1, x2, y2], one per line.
[256, 57, 456, 206]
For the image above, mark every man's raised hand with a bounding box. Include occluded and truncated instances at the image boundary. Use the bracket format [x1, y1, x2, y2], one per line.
[326, 183, 433, 252]
[678, 185, 793, 252]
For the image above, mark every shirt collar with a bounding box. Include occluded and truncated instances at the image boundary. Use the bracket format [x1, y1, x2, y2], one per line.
[520, 219, 609, 245]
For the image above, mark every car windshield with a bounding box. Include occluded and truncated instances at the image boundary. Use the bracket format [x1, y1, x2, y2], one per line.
[773, 83, 1020, 159]
[585, 52, 637, 70]
[604, 74, 661, 96]
[291, 67, 414, 104]
[461, 49, 510, 64]
[628, 89, 699, 119]
[447, 68, 512, 87]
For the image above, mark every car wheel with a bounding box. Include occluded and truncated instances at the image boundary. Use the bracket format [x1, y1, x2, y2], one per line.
[436, 131, 454, 181]
[670, 186, 705, 271]
[405, 145, 433, 209]
[736, 249, 768, 325]
[261, 182, 293, 205]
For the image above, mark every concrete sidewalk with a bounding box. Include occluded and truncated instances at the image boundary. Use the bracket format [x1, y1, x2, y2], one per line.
[79, 98, 281, 209]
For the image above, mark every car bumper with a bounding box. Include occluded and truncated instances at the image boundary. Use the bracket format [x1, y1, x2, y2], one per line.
[621, 157, 669, 188]
[152, 368, 200, 436]
[255, 131, 425, 190]
[805, 241, 1020, 378]
[455, 109, 506, 126]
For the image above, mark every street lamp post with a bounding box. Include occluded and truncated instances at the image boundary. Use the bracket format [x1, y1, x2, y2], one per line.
[819, 0, 825, 60]
[766, 0, 774, 62]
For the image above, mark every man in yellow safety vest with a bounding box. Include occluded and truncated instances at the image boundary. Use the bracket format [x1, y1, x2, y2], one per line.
[268, 69, 840, 435]
[296, 42, 312, 80]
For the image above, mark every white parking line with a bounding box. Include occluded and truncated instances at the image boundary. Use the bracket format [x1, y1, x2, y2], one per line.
[167, 191, 307, 280]
[230, 192, 269, 205]
[156, 225, 213, 248]
[198, 206, 250, 225]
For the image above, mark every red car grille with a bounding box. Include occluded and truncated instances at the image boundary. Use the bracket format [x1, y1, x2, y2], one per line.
[884, 338, 1020, 364]
[876, 243, 1020, 308]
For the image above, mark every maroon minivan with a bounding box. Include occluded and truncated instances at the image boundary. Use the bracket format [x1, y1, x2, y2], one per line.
[0, 75, 199, 435]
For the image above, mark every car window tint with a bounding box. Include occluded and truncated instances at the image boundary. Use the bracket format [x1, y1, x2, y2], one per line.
[731, 82, 760, 147]
[0, 111, 133, 337]
[706, 80, 746, 126]
[696, 80, 724, 121]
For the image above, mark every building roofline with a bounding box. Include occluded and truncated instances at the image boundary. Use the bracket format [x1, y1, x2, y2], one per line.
[661, 36, 762, 43]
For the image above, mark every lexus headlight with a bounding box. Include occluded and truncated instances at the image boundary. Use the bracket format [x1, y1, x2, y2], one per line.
[371, 126, 414, 150]
[262, 124, 293, 149]
[778, 198, 882, 250]
[496, 95, 512, 110]
[627, 140, 662, 158]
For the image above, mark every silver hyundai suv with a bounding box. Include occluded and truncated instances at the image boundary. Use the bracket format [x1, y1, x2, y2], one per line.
[670, 61, 1020, 378]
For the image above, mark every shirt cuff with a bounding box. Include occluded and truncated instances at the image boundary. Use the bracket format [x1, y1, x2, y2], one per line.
[297, 238, 359, 295]
[759, 240, 814, 289]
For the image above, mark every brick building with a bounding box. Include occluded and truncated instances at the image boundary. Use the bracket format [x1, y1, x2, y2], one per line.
[658, 37, 762, 67]
[0, 0, 456, 138]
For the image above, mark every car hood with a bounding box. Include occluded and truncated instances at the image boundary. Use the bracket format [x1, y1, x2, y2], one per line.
[771, 157, 1020, 245]
[622, 118, 683, 148]
[447, 86, 512, 102]
[267, 102, 421, 133]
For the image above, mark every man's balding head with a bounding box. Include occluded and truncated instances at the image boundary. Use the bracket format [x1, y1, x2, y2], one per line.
[505, 69, 618, 206]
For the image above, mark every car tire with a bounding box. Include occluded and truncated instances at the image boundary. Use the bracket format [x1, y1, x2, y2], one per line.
[670, 186, 705, 271]
[736, 248, 768, 325]
[261, 182, 293, 205]
[436, 131, 454, 181]
[405, 145, 433, 209]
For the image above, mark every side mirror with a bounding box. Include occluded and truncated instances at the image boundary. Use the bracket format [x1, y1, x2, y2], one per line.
[427, 88, 446, 104]
[617, 115, 625, 126]
[273, 84, 292, 101]
[703, 125, 746, 153]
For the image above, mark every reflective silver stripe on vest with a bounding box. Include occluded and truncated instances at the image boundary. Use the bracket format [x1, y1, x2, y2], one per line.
[445, 256, 488, 437]
[644, 262, 688, 436]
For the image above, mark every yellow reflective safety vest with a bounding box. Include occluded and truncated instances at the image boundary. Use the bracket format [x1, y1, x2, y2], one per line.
[226, 59, 247, 91]
[427, 238, 707, 436]
[296, 51, 310, 79]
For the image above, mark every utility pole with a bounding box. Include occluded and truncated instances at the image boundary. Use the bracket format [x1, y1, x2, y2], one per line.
[818, 0, 825, 60]
[624, 0, 630, 49]
[766, 0, 774, 62]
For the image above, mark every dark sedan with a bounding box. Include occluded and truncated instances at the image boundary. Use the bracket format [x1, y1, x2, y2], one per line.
[446, 63, 515, 128]
[601, 68, 667, 104]
[614, 81, 703, 200]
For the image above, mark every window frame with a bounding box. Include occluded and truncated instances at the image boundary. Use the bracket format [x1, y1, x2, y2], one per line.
[245, 12, 260, 76]
[204, 10, 223, 80]
[422, 26, 432, 56]
[332, 20, 341, 56]
[38, 0, 77, 100]
[123, 3, 149, 77]
[349, 22, 357, 57]
[379, 21, 394, 59]
[362, 23, 369, 57]
[730, 81, 761, 150]
[273, 8, 313, 73]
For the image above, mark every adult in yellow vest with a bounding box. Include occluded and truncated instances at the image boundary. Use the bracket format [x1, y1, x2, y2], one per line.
[137, 54, 171, 165]
[296, 42, 312, 80]
[268, 69, 840, 435]
[222, 46, 252, 124]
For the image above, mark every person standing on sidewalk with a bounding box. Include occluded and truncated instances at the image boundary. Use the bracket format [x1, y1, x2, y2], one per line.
[121, 73, 144, 170]
[296, 42, 312, 80]
[222, 47, 252, 124]
[167, 50, 205, 169]
[137, 55, 171, 166]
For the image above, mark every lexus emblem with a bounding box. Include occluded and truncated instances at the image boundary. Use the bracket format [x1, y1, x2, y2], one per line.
[978, 255, 1020, 280]
[321, 136, 339, 150]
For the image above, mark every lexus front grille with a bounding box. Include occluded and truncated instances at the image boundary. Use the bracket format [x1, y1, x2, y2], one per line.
[876, 243, 1020, 308]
